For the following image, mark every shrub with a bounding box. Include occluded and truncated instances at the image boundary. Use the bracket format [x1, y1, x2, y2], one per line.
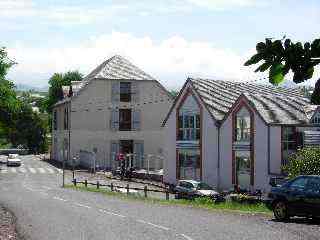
[282, 147, 320, 178]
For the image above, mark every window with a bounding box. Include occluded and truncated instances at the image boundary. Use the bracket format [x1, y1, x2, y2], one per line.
[119, 109, 132, 131]
[235, 107, 251, 142]
[53, 110, 57, 130]
[64, 108, 68, 130]
[282, 127, 296, 166]
[289, 177, 308, 190]
[306, 177, 320, 193]
[235, 151, 251, 188]
[311, 112, 320, 124]
[178, 149, 200, 180]
[120, 82, 131, 102]
[178, 114, 200, 141]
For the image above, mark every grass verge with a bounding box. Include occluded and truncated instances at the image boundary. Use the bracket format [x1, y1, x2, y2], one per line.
[65, 184, 272, 215]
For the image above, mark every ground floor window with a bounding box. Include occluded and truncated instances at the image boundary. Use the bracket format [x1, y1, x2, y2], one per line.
[235, 150, 251, 189]
[282, 127, 296, 166]
[177, 148, 200, 181]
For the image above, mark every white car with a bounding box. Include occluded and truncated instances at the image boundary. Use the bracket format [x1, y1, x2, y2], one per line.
[7, 154, 22, 167]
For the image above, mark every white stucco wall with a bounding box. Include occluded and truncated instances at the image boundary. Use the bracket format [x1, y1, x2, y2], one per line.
[202, 107, 219, 188]
[52, 79, 173, 169]
[269, 126, 282, 175]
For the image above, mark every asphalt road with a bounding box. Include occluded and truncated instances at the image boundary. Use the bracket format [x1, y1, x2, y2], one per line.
[0, 155, 319, 240]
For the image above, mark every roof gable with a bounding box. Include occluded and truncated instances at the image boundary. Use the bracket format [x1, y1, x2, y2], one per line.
[83, 55, 156, 81]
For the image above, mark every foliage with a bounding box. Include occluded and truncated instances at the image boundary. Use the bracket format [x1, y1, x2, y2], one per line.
[245, 38, 320, 104]
[8, 103, 48, 153]
[0, 47, 20, 126]
[282, 147, 320, 178]
[46, 71, 83, 113]
[169, 90, 179, 98]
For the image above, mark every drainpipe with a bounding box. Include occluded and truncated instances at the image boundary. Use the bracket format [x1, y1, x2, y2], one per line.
[68, 100, 71, 178]
[217, 126, 221, 191]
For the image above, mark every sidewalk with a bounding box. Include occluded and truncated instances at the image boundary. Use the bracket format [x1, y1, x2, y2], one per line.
[0, 206, 18, 240]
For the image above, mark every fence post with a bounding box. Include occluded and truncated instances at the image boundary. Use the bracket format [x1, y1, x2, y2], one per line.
[97, 181, 100, 189]
[165, 190, 169, 201]
[126, 184, 129, 195]
[144, 186, 147, 198]
[85, 179, 87, 188]
[73, 178, 76, 186]
[110, 182, 114, 191]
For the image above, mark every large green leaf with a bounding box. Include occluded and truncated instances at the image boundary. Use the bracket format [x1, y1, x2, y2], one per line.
[244, 53, 264, 66]
[254, 61, 272, 72]
[269, 63, 284, 85]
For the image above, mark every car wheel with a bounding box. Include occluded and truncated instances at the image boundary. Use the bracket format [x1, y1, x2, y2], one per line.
[273, 201, 289, 221]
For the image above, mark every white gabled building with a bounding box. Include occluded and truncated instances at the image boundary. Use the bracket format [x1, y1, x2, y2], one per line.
[163, 78, 320, 192]
[52, 55, 173, 170]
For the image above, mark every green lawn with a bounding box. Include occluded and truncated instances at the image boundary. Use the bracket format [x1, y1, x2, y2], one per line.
[65, 184, 271, 215]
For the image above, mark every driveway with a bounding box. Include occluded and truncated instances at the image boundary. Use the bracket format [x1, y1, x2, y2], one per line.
[0, 155, 319, 240]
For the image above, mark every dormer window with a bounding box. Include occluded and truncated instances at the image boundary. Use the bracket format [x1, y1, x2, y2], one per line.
[311, 112, 320, 124]
[120, 82, 131, 102]
[235, 107, 251, 142]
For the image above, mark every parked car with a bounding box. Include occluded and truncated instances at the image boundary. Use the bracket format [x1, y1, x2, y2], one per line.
[266, 175, 320, 221]
[7, 154, 21, 167]
[174, 180, 225, 202]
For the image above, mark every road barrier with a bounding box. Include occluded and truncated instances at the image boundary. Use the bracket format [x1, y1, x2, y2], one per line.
[72, 179, 170, 200]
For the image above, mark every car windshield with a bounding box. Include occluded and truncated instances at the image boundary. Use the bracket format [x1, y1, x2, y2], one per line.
[196, 183, 212, 190]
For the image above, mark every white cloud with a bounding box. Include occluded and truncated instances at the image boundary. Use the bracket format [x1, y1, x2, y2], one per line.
[7, 31, 270, 89]
[184, 0, 265, 10]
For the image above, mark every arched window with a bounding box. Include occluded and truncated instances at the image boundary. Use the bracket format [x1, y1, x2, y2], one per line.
[235, 107, 251, 142]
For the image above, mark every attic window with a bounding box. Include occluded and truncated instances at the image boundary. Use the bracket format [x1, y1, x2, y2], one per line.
[311, 112, 320, 124]
[120, 82, 131, 102]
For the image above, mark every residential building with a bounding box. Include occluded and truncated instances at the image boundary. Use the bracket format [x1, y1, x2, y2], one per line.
[52, 55, 173, 170]
[163, 78, 320, 192]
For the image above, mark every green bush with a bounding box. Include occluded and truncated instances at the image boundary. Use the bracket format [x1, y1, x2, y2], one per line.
[282, 147, 320, 178]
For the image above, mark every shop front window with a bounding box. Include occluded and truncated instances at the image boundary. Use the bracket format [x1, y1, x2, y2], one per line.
[178, 149, 200, 180]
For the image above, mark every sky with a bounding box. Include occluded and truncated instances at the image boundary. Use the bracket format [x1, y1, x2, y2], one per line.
[1, 0, 320, 90]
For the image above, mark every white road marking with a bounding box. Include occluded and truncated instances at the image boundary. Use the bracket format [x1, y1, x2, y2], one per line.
[0, 169, 8, 173]
[10, 168, 17, 173]
[19, 168, 27, 173]
[137, 220, 170, 231]
[74, 203, 91, 209]
[99, 209, 126, 218]
[53, 197, 68, 202]
[29, 167, 36, 173]
[38, 168, 46, 173]
[180, 234, 194, 240]
[46, 168, 55, 174]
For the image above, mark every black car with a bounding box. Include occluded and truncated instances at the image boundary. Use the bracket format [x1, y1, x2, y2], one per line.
[266, 175, 320, 221]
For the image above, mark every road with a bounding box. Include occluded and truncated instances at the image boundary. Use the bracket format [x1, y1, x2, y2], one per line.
[0, 155, 319, 240]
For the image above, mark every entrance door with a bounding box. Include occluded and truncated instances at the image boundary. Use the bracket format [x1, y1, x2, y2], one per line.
[235, 151, 251, 189]
[120, 140, 133, 168]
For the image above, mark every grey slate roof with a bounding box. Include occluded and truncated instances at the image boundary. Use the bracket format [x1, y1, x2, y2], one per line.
[83, 55, 156, 81]
[189, 78, 317, 125]
[54, 55, 157, 106]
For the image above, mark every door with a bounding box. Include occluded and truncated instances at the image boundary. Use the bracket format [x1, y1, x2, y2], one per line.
[305, 177, 320, 216]
[287, 177, 308, 215]
[120, 140, 133, 168]
[235, 151, 251, 189]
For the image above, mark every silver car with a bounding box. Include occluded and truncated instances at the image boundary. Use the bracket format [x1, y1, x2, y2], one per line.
[7, 154, 22, 167]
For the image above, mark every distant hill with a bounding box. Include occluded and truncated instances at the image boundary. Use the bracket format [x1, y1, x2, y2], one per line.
[15, 83, 48, 92]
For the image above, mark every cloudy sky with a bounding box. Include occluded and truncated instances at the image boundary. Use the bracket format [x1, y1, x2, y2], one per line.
[1, 0, 319, 90]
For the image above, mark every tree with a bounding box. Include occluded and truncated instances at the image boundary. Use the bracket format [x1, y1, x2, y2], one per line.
[46, 71, 83, 113]
[0, 47, 20, 125]
[282, 147, 320, 178]
[245, 38, 320, 104]
[8, 103, 48, 153]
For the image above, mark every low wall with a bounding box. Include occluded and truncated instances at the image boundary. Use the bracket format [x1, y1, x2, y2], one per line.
[0, 149, 29, 155]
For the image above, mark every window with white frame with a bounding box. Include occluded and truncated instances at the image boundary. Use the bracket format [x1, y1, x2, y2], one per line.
[178, 114, 200, 141]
